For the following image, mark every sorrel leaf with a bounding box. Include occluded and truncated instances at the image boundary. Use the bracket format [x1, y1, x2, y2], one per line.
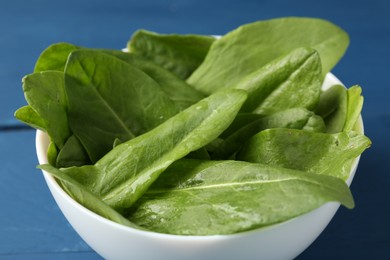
[188, 17, 349, 95]
[128, 30, 215, 79]
[128, 159, 354, 235]
[238, 129, 371, 181]
[64, 50, 180, 162]
[55, 89, 247, 211]
[315, 84, 347, 133]
[212, 108, 325, 159]
[38, 164, 142, 229]
[20, 71, 70, 149]
[34, 42, 79, 72]
[232, 47, 322, 115]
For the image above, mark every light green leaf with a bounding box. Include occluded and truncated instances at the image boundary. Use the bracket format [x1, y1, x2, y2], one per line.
[47, 142, 58, 166]
[14, 105, 46, 131]
[188, 17, 349, 95]
[38, 164, 141, 229]
[238, 129, 371, 181]
[344, 85, 363, 132]
[128, 159, 354, 235]
[233, 47, 322, 114]
[315, 84, 347, 133]
[34, 42, 79, 72]
[212, 108, 325, 159]
[61, 89, 247, 211]
[21, 71, 70, 149]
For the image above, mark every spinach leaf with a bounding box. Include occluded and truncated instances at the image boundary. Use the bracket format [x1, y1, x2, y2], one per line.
[15, 18, 372, 235]
[56, 135, 91, 167]
[38, 164, 142, 229]
[315, 85, 347, 133]
[104, 50, 205, 109]
[127, 159, 354, 235]
[47, 142, 59, 167]
[19, 71, 70, 149]
[188, 17, 349, 95]
[64, 50, 180, 162]
[128, 30, 215, 79]
[344, 85, 363, 131]
[237, 129, 371, 181]
[232, 47, 322, 114]
[34, 43, 205, 110]
[34, 42, 79, 72]
[316, 85, 364, 133]
[50, 89, 247, 211]
[212, 108, 325, 159]
[14, 105, 46, 131]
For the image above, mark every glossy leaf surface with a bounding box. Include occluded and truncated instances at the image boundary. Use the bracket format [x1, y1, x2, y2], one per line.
[128, 159, 354, 235]
[212, 108, 325, 159]
[188, 17, 349, 95]
[238, 129, 371, 181]
[61, 89, 247, 211]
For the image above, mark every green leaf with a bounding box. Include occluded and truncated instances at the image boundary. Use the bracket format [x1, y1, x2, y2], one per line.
[21, 71, 70, 149]
[127, 159, 354, 235]
[31, 42, 205, 110]
[128, 30, 215, 79]
[64, 50, 180, 162]
[344, 85, 363, 132]
[14, 105, 46, 131]
[38, 164, 141, 229]
[47, 142, 59, 166]
[60, 89, 247, 211]
[212, 108, 325, 159]
[188, 17, 349, 95]
[34, 42, 79, 72]
[14, 19, 371, 236]
[56, 135, 91, 168]
[315, 85, 347, 133]
[238, 129, 371, 181]
[104, 50, 205, 109]
[232, 47, 322, 115]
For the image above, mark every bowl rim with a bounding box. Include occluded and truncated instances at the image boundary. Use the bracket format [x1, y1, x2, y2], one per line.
[36, 72, 363, 240]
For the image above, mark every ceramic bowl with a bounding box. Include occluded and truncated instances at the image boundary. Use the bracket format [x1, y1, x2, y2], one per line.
[36, 73, 362, 260]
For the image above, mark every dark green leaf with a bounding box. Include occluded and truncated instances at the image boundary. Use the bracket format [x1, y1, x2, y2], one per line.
[56, 135, 91, 168]
[104, 50, 205, 109]
[32, 42, 205, 110]
[128, 30, 215, 79]
[64, 50, 180, 162]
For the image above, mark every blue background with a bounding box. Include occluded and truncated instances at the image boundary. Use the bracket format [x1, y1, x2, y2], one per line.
[0, 0, 388, 259]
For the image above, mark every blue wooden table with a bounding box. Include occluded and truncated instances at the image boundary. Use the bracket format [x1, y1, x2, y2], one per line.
[1, 0, 389, 259]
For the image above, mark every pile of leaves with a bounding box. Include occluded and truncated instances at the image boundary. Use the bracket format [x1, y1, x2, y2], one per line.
[16, 17, 371, 235]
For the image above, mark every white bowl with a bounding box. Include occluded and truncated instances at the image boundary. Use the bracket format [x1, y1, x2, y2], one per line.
[36, 73, 362, 260]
